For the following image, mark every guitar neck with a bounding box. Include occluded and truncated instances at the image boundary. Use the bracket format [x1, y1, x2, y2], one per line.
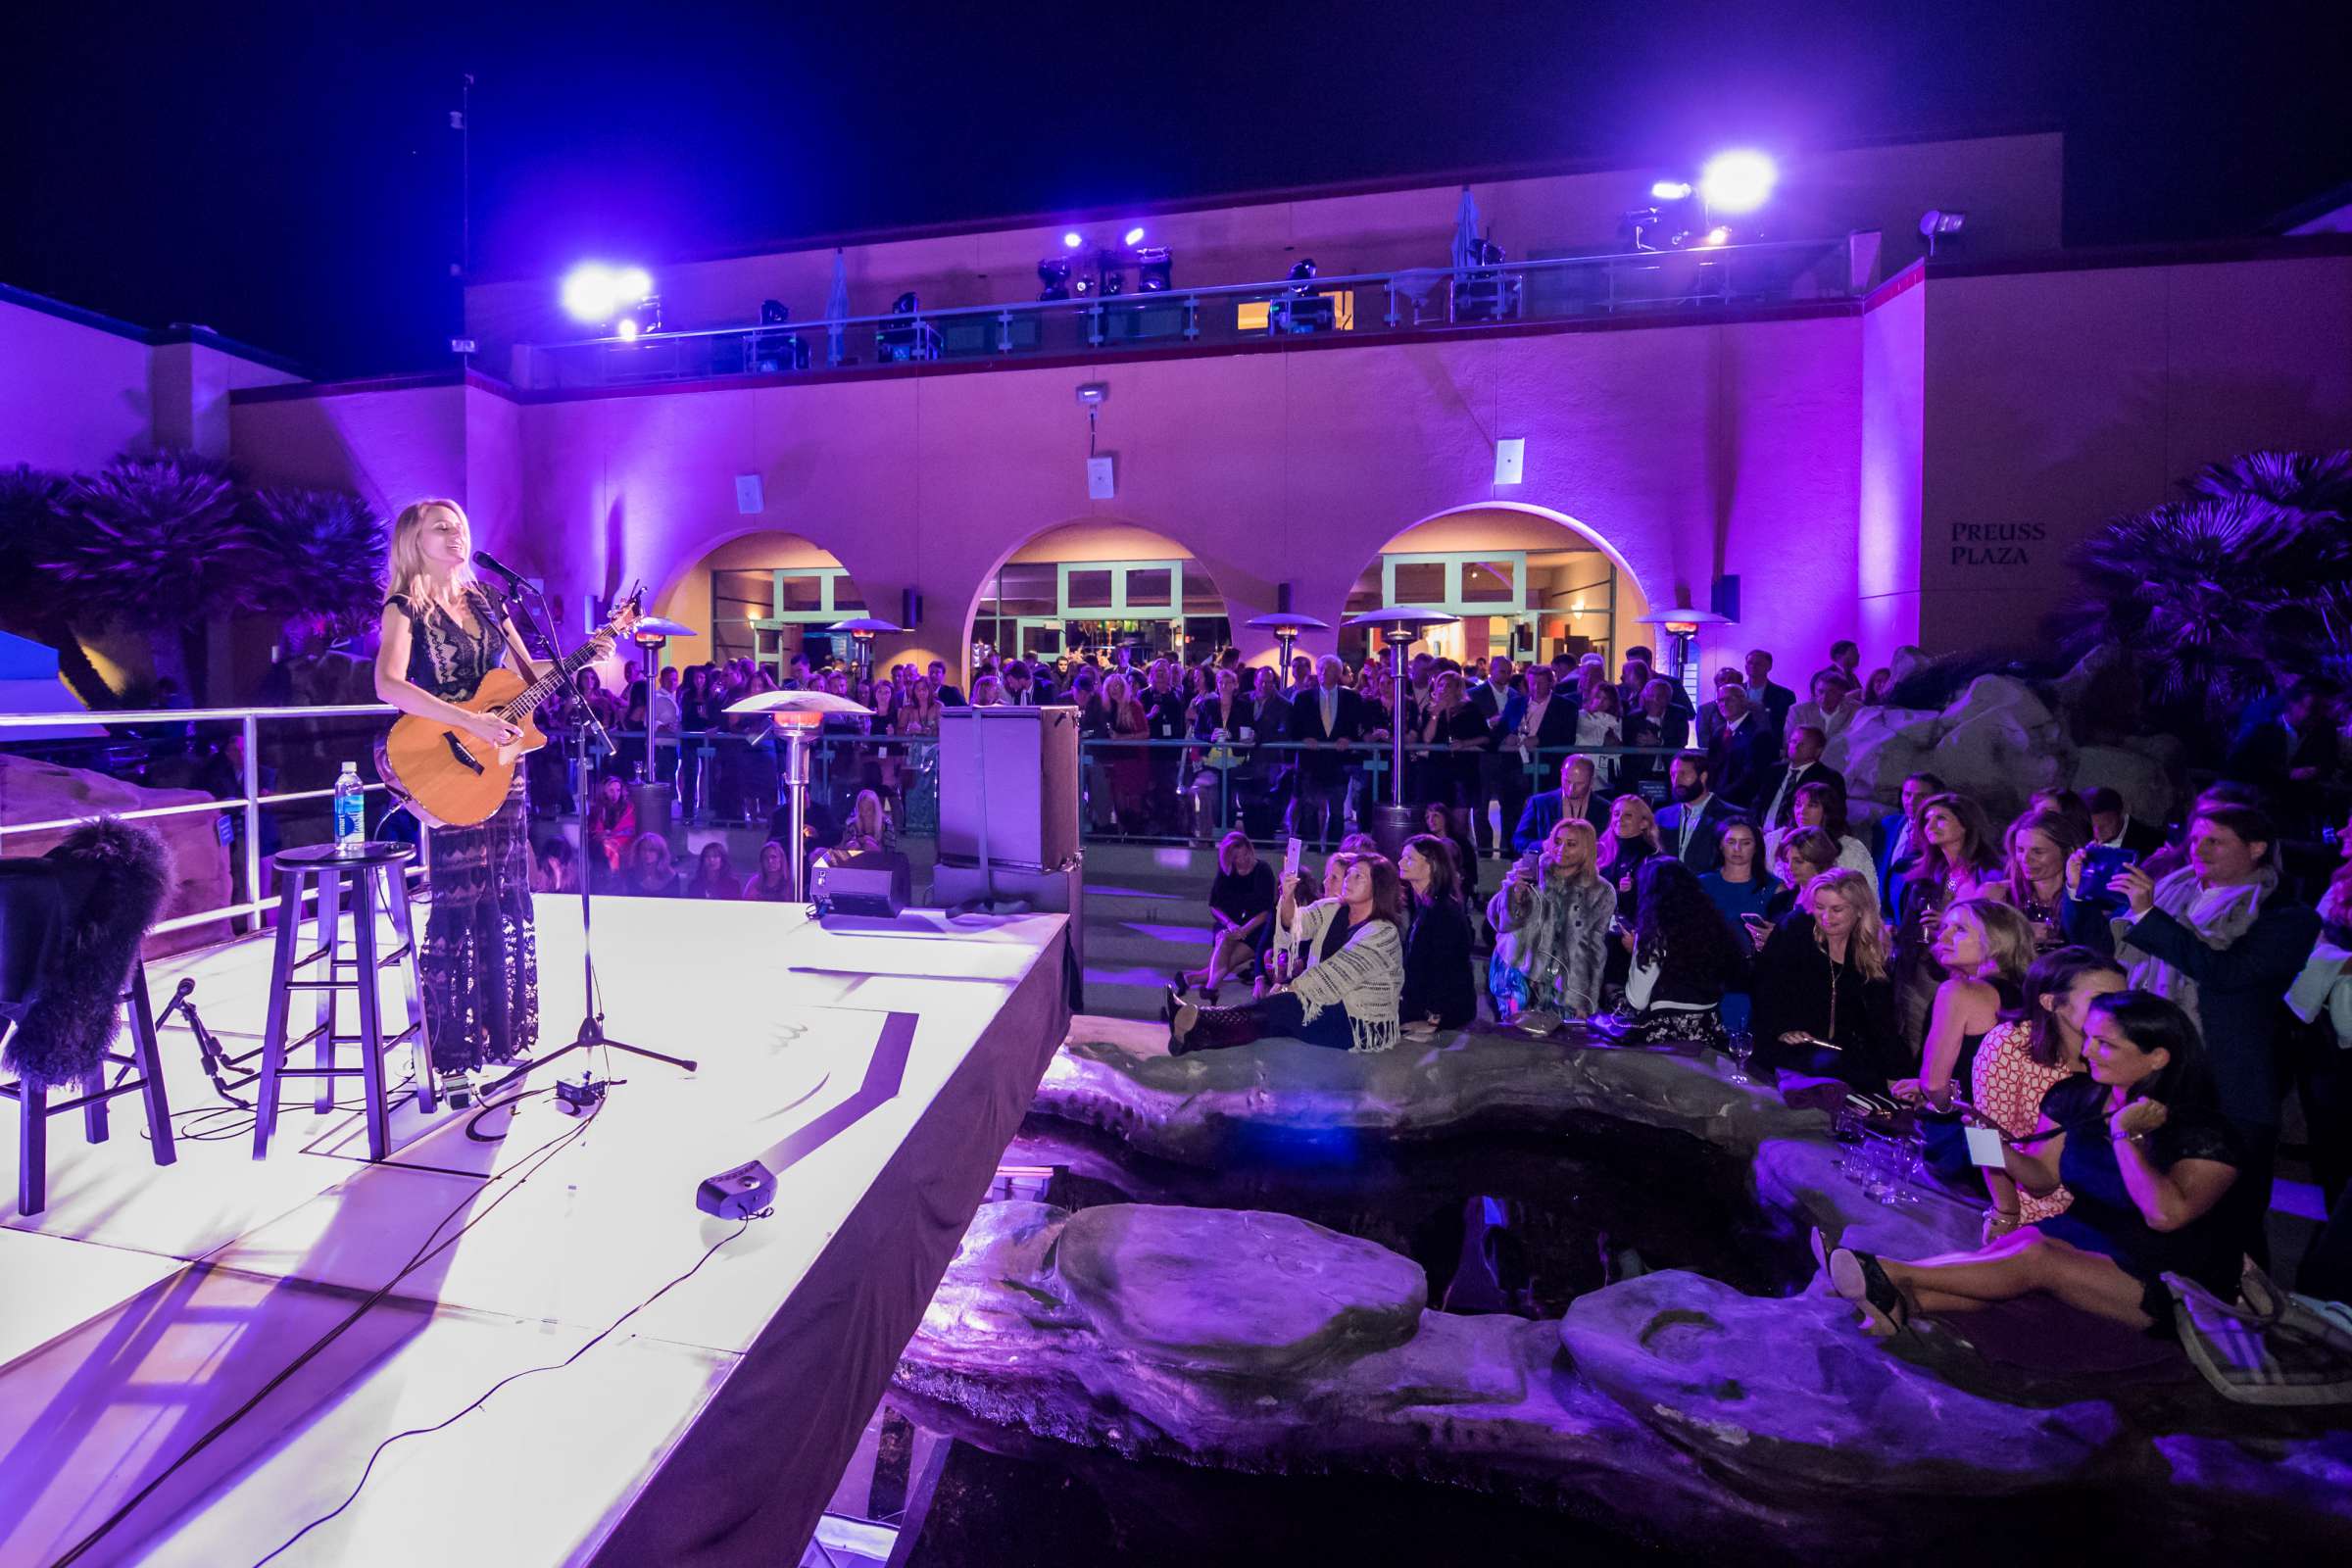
[495, 637, 608, 721]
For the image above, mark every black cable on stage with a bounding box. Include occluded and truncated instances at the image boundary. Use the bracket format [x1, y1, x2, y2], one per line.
[249, 1213, 761, 1566]
[47, 1094, 592, 1568]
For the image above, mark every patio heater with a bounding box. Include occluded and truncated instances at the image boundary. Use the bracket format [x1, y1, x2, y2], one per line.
[630, 614, 696, 801]
[827, 615, 902, 682]
[721, 689, 874, 903]
[1636, 607, 1730, 708]
[1242, 611, 1331, 691]
[1344, 604, 1457, 856]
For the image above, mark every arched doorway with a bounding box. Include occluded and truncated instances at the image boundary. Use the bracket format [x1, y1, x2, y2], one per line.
[969, 520, 1232, 667]
[1338, 507, 1650, 671]
[657, 530, 873, 680]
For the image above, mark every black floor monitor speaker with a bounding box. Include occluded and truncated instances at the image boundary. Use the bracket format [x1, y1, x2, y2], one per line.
[810, 850, 910, 917]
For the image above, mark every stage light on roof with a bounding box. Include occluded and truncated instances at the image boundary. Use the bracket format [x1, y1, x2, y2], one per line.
[1650, 179, 1693, 200]
[562, 261, 656, 324]
[1698, 150, 1776, 215]
[1123, 226, 1146, 246]
[1062, 230, 1084, 249]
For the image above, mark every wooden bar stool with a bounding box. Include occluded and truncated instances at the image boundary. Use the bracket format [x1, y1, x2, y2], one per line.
[252, 843, 434, 1162]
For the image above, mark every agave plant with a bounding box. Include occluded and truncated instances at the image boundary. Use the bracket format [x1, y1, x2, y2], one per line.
[41, 453, 265, 696]
[0, 464, 119, 706]
[247, 486, 386, 643]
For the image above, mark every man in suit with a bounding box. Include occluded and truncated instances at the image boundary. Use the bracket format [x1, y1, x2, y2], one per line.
[1707, 682, 1774, 808]
[1752, 725, 1840, 832]
[2084, 786, 2167, 858]
[1468, 654, 1519, 853]
[1743, 649, 1799, 734]
[2223, 679, 2339, 832]
[1288, 654, 1366, 849]
[1654, 751, 1737, 872]
[1491, 664, 1580, 849]
[1512, 753, 1613, 855]
[926, 660, 966, 708]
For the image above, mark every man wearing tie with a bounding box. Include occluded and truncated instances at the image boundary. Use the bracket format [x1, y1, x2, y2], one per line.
[1654, 752, 1735, 872]
[1287, 654, 1365, 850]
[1753, 725, 1839, 831]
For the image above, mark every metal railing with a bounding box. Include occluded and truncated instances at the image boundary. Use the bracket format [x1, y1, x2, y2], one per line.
[522, 237, 1862, 391]
[0, 704, 405, 938]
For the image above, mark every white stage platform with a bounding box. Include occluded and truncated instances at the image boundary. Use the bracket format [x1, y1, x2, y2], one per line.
[0, 893, 1071, 1567]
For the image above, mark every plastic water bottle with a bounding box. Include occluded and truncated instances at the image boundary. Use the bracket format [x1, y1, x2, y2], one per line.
[333, 762, 365, 855]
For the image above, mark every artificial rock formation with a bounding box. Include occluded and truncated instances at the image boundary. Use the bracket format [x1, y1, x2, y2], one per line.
[0, 753, 229, 953]
[1830, 654, 2180, 821]
[903, 1200, 2352, 1554]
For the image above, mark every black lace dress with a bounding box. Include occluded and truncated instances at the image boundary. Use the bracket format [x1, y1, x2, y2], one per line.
[384, 586, 541, 1073]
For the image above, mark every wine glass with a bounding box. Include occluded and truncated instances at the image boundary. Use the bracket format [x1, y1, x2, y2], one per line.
[1725, 1030, 1756, 1085]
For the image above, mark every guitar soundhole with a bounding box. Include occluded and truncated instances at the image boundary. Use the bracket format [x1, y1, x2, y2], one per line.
[441, 730, 486, 776]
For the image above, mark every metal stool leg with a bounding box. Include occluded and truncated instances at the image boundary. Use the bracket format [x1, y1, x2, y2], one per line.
[384, 861, 436, 1115]
[19, 1077, 46, 1216]
[351, 864, 390, 1161]
[127, 959, 174, 1169]
[253, 869, 305, 1158]
[312, 866, 344, 1114]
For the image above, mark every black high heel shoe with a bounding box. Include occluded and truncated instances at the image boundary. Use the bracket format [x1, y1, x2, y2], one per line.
[1164, 988, 1197, 1055]
[1827, 1243, 1913, 1338]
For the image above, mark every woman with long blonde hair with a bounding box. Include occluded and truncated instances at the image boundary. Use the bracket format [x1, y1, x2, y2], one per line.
[373, 499, 612, 1106]
[1752, 866, 1902, 1089]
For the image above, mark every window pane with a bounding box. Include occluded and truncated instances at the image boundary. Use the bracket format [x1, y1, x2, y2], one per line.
[831, 577, 864, 611]
[1392, 561, 1445, 603]
[777, 572, 825, 612]
[1126, 567, 1173, 608]
[1461, 559, 1515, 605]
[1066, 569, 1114, 610]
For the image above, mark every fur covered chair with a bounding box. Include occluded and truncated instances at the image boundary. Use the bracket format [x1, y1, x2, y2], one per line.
[1, 818, 172, 1090]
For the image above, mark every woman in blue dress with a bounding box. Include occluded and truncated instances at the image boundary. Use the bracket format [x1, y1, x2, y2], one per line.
[1817, 989, 2248, 1339]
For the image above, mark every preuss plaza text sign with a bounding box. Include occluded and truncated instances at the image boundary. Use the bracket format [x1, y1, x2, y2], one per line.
[1949, 521, 2046, 566]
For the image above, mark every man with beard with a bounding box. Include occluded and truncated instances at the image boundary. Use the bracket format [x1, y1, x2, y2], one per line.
[1655, 750, 1737, 873]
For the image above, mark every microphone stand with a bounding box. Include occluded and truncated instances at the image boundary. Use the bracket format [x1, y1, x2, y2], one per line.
[480, 580, 696, 1102]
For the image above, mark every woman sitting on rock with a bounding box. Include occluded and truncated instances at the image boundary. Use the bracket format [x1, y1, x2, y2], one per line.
[1604, 858, 1746, 1047]
[1180, 829, 1276, 1003]
[1761, 827, 1838, 926]
[1699, 815, 1781, 948]
[1897, 897, 2035, 1108]
[1751, 867, 1901, 1090]
[1892, 791, 2007, 1041]
[1967, 947, 2126, 1243]
[1487, 818, 1616, 1026]
[1397, 833, 1477, 1034]
[1990, 807, 2089, 954]
[1168, 853, 1405, 1055]
[1820, 990, 2250, 1339]
[1764, 782, 1878, 899]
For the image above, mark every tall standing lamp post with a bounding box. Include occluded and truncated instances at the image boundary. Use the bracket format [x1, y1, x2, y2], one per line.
[630, 615, 696, 801]
[721, 690, 875, 903]
[1243, 612, 1332, 691]
[1344, 604, 1458, 855]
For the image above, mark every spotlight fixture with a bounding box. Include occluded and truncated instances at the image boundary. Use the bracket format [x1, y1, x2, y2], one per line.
[1038, 257, 1074, 301]
[1287, 258, 1318, 285]
[1062, 230, 1084, 249]
[1697, 225, 1732, 248]
[890, 291, 919, 317]
[562, 262, 658, 327]
[1698, 150, 1777, 215]
[1650, 179, 1693, 200]
[1123, 225, 1146, 246]
[1919, 209, 1968, 256]
[760, 298, 788, 325]
[1135, 246, 1173, 291]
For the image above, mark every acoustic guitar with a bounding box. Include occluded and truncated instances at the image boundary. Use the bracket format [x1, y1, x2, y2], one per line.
[376, 589, 643, 828]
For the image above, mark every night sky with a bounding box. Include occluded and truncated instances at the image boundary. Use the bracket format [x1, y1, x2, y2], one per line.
[5, 0, 2345, 378]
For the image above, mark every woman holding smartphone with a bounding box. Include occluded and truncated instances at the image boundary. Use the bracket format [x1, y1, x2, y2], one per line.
[1819, 990, 2249, 1340]
[1751, 868, 1901, 1089]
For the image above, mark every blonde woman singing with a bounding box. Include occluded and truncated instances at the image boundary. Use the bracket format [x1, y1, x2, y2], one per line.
[373, 500, 612, 1105]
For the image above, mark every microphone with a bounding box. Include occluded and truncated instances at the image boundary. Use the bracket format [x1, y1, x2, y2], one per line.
[471, 549, 535, 593]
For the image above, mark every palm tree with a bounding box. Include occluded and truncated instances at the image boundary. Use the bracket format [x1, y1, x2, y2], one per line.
[42, 453, 262, 698]
[247, 486, 385, 646]
[2187, 449, 2352, 518]
[0, 464, 119, 707]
